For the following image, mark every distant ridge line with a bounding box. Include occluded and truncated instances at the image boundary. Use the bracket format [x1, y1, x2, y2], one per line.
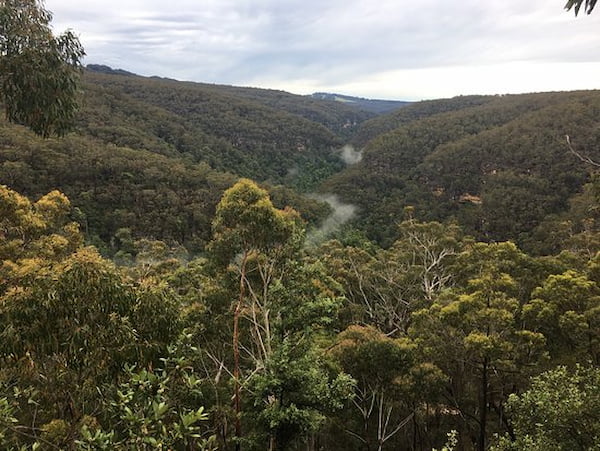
[311, 92, 410, 114]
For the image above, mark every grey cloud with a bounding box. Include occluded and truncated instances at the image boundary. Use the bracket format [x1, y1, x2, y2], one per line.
[46, 0, 600, 97]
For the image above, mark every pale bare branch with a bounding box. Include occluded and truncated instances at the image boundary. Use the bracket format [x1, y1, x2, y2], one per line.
[566, 134, 600, 167]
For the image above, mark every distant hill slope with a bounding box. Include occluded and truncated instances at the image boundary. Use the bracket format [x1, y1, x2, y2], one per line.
[4, 68, 387, 251]
[4, 65, 600, 256]
[0, 114, 330, 253]
[321, 90, 600, 253]
[86, 65, 375, 136]
[350, 95, 495, 147]
[81, 69, 379, 190]
[86, 64, 138, 76]
[311, 92, 410, 114]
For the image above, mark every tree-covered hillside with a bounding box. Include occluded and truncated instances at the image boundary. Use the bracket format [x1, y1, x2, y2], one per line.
[0, 114, 334, 253]
[4, 70, 600, 256]
[323, 90, 600, 253]
[0, 68, 380, 252]
[82, 69, 373, 187]
[350, 94, 495, 147]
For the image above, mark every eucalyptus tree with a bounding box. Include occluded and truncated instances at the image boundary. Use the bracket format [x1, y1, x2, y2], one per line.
[523, 270, 600, 365]
[209, 178, 301, 448]
[318, 218, 463, 336]
[0, 0, 84, 136]
[0, 187, 182, 448]
[0, 185, 83, 294]
[410, 243, 548, 451]
[209, 179, 352, 450]
[329, 325, 443, 451]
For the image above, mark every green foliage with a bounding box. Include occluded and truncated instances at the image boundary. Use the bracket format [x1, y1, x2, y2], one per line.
[206, 180, 355, 450]
[77, 345, 217, 450]
[328, 325, 431, 450]
[332, 325, 414, 389]
[0, 0, 84, 137]
[451, 241, 551, 302]
[250, 341, 354, 450]
[0, 248, 182, 440]
[410, 250, 548, 450]
[492, 365, 600, 451]
[0, 112, 330, 253]
[210, 178, 302, 265]
[351, 95, 494, 148]
[433, 431, 459, 451]
[480, 171, 561, 242]
[0, 187, 185, 448]
[0, 185, 82, 288]
[0, 396, 18, 448]
[317, 219, 464, 335]
[523, 270, 600, 364]
[5, 68, 600, 256]
[81, 70, 354, 185]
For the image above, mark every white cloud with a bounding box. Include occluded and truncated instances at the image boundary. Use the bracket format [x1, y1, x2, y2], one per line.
[45, 0, 600, 99]
[295, 62, 600, 100]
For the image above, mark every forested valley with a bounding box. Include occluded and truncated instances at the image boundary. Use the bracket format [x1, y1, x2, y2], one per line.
[1, 63, 600, 451]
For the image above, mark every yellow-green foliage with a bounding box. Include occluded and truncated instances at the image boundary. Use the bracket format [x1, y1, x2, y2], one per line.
[0, 185, 82, 291]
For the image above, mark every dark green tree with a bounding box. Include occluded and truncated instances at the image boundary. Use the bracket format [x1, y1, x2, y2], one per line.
[249, 274, 354, 451]
[0, 0, 85, 136]
[209, 180, 354, 450]
[492, 365, 600, 451]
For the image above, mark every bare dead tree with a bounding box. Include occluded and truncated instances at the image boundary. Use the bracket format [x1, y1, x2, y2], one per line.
[566, 135, 600, 167]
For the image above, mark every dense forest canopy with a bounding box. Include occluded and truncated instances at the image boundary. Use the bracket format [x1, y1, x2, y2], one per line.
[1, 2, 599, 450]
[2, 181, 599, 450]
[324, 90, 600, 253]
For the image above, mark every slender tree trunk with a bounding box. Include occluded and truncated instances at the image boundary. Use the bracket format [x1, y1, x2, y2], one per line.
[478, 358, 488, 451]
[412, 404, 418, 451]
[233, 252, 248, 451]
[306, 433, 316, 451]
[233, 302, 241, 451]
[364, 407, 371, 451]
[377, 395, 384, 451]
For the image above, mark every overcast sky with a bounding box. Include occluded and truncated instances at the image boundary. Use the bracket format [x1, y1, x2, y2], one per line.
[46, 0, 600, 101]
